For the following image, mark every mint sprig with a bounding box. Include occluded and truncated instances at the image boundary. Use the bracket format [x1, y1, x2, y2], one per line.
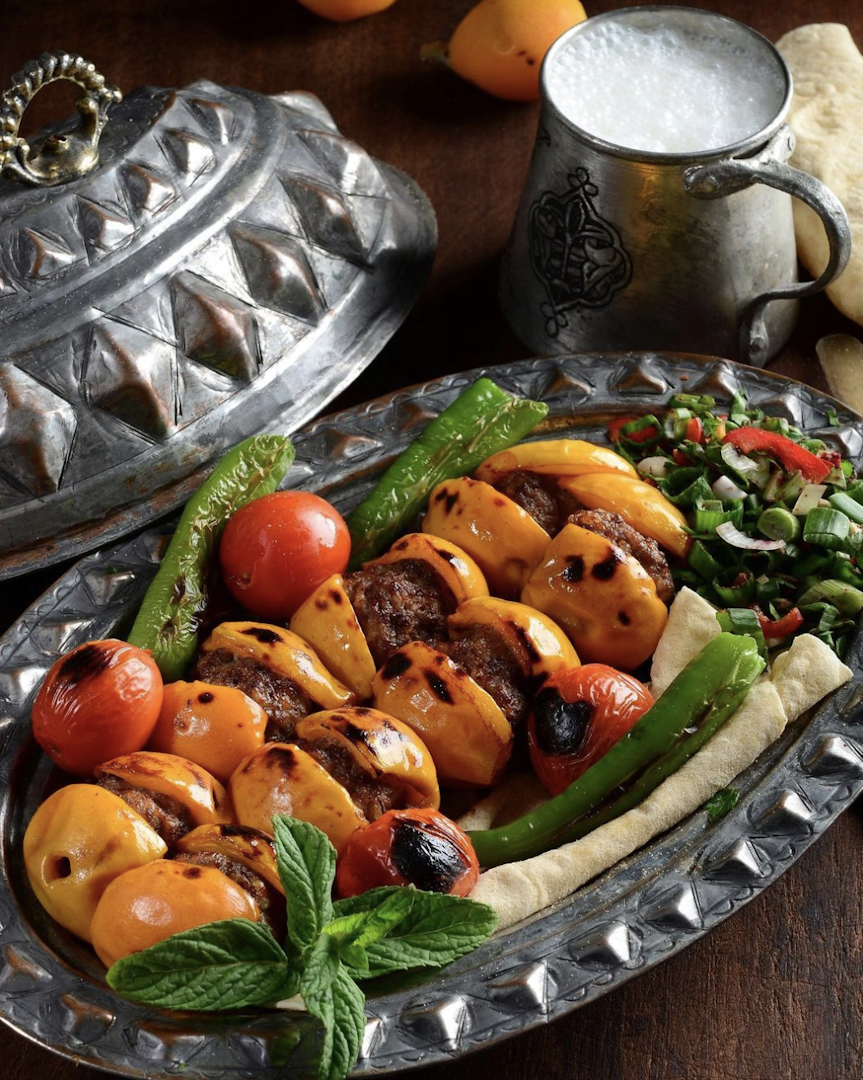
[107, 917, 297, 1010]
[272, 815, 335, 951]
[333, 886, 499, 979]
[105, 816, 497, 1080]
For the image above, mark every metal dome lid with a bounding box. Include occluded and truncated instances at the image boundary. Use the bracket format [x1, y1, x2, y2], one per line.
[0, 51, 437, 579]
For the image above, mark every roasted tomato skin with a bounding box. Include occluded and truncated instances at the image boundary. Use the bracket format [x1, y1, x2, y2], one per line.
[335, 808, 479, 899]
[32, 639, 163, 777]
[219, 491, 351, 621]
[528, 664, 654, 796]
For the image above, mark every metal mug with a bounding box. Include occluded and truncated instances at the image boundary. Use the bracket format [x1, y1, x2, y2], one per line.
[500, 6, 852, 367]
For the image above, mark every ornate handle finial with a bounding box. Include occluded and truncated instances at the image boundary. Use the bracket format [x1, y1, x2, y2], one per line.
[0, 51, 121, 186]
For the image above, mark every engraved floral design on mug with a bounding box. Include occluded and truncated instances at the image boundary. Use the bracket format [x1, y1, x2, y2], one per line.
[529, 167, 632, 337]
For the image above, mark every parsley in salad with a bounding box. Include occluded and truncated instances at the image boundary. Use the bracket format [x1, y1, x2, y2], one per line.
[610, 391, 862, 658]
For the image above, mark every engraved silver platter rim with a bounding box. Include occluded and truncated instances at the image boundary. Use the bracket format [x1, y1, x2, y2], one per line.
[2, 352, 862, 1078]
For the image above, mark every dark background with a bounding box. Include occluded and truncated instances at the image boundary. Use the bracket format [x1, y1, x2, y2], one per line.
[3, 2, 863, 1077]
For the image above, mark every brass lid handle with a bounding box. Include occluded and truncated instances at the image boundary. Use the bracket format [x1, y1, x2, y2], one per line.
[0, 51, 122, 186]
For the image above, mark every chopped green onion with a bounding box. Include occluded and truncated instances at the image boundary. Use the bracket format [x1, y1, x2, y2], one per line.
[793, 551, 831, 578]
[803, 507, 850, 550]
[797, 579, 863, 616]
[773, 470, 806, 506]
[713, 570, 756, 606]
[716, 607, 767, 658]
[720, 442, 769, 487]
[755, 576, 782, 604]
[757, 507, 801, 542]
[660, 471, 715, 509]
[695, 500, 744, 533]
[828, 491, 863, 524]
[688, 541, 723, 582]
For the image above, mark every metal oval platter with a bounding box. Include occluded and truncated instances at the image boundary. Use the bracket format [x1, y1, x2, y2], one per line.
[2, 353, 862, 1078]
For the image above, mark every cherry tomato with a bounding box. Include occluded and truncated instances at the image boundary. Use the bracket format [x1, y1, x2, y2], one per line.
[335, 808, 479, 899]
[219, 491, 350, 620]
[295, 0, 398, 20]
[32, 639, 163, 777]
[528, 664, 654, 796]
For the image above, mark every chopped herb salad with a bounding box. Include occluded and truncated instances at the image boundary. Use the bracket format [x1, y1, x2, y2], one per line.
[609, 391, 862, 658]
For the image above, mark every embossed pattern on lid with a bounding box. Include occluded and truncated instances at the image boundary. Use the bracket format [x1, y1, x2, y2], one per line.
[0, 63, 436, 577]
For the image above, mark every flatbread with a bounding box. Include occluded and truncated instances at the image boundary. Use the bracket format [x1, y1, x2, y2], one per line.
[467, 605, 854, 929]
[457, 772, 549, 831]
[777, 24, 863, 325]
[470, 678, 788, 930]
[649, 586, 721, 697]
[770, 632, 853, 720]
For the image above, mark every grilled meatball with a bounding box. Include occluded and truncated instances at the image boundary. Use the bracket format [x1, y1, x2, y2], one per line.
[301, 737, 400, 821]
[172, 849, 285, 936]
[495, 471, 584, 537]
[442, 623, 530, 729]
[569, 508, 675, 603]
[191, 649, 311, 742]
[97, 774, 192, 846]
[344, 559, 456, 668]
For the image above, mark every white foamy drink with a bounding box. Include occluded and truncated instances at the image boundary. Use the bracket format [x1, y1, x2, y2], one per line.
[546, 22, 786, 154]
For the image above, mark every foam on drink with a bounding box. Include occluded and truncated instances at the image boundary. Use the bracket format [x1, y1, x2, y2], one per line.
[546, 21, 786, 154]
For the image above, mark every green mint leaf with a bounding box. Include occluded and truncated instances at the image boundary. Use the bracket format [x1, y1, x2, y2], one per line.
[324, 888, 414, 949]
[272, 815, 336, 953]
[107, 918, 291, 1011]
[338, 941, 369, 974]
[332, 888, 497, 979]
[704, 787, 740, 823]
[300, 934, 366, 1080]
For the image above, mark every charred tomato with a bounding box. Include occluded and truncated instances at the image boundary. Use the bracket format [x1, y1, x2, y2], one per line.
[335, 807, 479, 898]
[32, 639, 163, 777]
[528, 664, 654, 795]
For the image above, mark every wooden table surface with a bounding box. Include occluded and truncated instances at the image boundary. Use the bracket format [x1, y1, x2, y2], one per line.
[3, 1, 863, 1077]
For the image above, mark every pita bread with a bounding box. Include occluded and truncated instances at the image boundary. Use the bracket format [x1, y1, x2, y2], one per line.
[457, 771, 549, 831]
[777, 24, 863, 325]
[470, 678, 788, 929]
[468, 599, 854, 929]
[649, 587, 721, 697]
[770, 632, 853, 720]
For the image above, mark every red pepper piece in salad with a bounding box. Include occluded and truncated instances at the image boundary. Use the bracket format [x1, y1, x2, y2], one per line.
[722, 426, 832, 484]
[756, 606, 804, 640]
[607, 416, 659, 444]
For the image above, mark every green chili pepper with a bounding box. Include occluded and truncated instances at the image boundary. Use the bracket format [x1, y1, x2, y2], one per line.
[127, 434, 295, 681]
[469, 633, 763, 868]
[345, 378, 547, 570]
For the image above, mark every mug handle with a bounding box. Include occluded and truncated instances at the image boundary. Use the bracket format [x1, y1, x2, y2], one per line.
[683, 125, 851, 366]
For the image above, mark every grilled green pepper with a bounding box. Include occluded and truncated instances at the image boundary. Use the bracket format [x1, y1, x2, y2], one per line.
[469, 633, 764, 867]
[127, 434, 294, 681]
[346, 378, 547, 569]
